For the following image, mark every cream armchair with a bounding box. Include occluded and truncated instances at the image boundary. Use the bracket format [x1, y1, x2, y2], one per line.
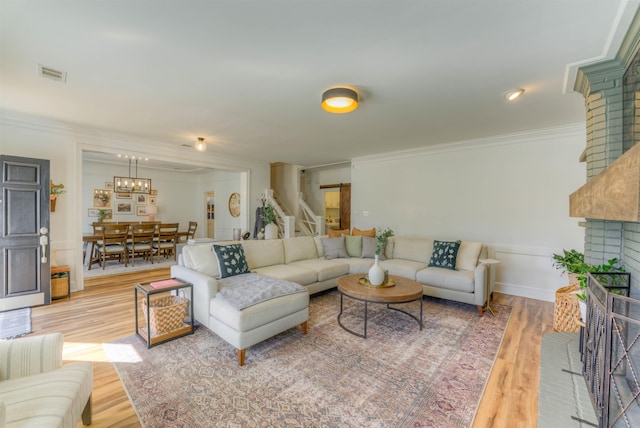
[0, 333, 93, 427]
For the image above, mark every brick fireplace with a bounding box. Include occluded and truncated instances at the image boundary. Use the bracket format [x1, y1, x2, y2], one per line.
[572, 20, 640, 299]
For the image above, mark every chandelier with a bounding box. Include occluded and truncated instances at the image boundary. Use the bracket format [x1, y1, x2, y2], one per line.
[113, 157, 151, 194]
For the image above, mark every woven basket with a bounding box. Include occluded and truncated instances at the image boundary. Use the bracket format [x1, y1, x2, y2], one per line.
[143, 295, 188, 336]
[553, 285, 582, 332]
[51, 277, 68, 298]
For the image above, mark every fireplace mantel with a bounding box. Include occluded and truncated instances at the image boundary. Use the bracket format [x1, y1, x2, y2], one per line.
[570, 142, 640, 222]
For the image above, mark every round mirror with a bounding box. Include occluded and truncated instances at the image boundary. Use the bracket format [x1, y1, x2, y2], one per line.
[228, 192, 240, 217]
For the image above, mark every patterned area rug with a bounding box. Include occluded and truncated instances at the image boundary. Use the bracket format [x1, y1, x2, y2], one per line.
[0, 307, 32, 340]
[106, 290, 511, 427]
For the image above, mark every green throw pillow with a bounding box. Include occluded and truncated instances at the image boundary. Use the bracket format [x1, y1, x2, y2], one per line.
[213, 244, 250, 278]
[344, 234, 362, 257]
[428, 240, 461, 270]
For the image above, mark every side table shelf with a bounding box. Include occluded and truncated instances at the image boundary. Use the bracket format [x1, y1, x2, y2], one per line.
[134, 278, 194, 348]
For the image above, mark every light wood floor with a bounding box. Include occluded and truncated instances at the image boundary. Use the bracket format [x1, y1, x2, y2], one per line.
[30, 270, 554, 428]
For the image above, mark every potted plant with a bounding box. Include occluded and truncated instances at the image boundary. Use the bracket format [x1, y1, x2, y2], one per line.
[552, 249, 623, 300]
[368, 227, 394, 286]
[260, 203, 278, 239]
[552, 249, 624, 324]
[50, 181, 65, 212]
[97, 209, 108, 222]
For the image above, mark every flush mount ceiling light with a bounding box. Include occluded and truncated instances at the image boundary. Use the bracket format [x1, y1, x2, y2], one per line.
[504, 88, 525, 101]
[195, 137, 207, 152]
[321, 87, 359, 114]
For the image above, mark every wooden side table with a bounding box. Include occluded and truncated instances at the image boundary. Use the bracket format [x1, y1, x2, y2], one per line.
[134, 278, 194, 348]
[479, 258, 501, 316]
[51, 265, 71, 300]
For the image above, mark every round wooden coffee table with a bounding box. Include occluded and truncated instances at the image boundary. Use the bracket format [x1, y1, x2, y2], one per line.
[337, 274, 423, 338]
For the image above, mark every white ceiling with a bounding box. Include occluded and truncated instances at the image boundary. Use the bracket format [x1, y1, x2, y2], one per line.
[1, 1, 638, 167]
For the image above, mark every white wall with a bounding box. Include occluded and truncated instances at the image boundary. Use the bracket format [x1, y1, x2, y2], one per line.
[82, 161, 203, 233]
[198, 169, 245, 241]
[1, 111, 270, 291]
[351, 125, 586, 301]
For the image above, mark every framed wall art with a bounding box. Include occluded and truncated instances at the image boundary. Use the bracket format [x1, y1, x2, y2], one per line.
[116, 202, 133, 213]
[93, 189, 112, 208]
[116, 192, 132, 199]
[136, 205, 148, 216]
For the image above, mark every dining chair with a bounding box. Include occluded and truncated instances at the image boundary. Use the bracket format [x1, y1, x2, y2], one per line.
[127, 223, 157, 266]
[87, 222, 107, 270]
[96, 223, 129, 270]
[153, 223, 179, 260]
[187, 221, 197, 239]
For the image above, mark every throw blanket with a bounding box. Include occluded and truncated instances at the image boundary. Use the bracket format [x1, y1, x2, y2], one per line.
[217, 273, 307, 311]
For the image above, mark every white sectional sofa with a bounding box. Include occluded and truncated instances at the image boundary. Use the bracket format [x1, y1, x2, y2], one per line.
[171, 235, 490, 321]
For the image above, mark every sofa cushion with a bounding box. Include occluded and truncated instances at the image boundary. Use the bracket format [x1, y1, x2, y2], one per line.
[417, 267, 475, 293]
[211, 291, 309, 332]
[352, 227, 376, 237]
[314, 236, 327, 258]
[344, 235, 362, 257]
[0, 362, 93, 428]
[361, 236, 388, 260]
[290, 259, 349, 281]
[213, 244, 250, 278]
[456, 241, 483, 271]
[283, 236, 318, 264]
[392, 237, 433, 264]
[379, 259, 427, 280]
[321, 236, 348, 259]
[182, 243, 220, 277]
[338, 257, 374, 275]
[328, 228, 349, 238]
[252, 264, 318, 285]
[241, 239, 285, 269]
[428, 240, 461, 270]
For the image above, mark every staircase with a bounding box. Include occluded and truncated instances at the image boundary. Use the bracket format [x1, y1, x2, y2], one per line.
[263, 189, 324, 238]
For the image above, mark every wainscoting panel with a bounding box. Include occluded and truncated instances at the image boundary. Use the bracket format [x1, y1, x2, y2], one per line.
[492, 244, 568, 302]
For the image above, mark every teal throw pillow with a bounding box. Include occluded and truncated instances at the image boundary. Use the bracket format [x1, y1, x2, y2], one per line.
[428, 240, 461, 270]
[213, 244, 250, 278]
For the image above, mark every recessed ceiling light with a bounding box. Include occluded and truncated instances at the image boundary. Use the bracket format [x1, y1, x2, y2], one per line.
[504, 89, 525, 101]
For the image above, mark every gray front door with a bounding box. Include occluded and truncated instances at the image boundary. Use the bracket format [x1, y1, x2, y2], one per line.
[0, 155, 50, 311]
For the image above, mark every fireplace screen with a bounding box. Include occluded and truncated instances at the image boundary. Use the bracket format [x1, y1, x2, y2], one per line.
[583, 272, 639, 427]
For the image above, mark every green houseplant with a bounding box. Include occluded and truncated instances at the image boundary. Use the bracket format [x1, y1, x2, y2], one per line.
[260, 203, 277, 225]
[260, 203, 278, 240]
[552, 249, 623, 301]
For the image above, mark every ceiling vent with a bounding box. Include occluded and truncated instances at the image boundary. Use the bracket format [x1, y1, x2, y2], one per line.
[37, 64, 67, 83]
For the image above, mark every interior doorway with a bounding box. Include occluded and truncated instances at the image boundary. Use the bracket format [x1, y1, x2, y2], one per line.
[205, 191, 215, 239]
[320, 183, 350, 231]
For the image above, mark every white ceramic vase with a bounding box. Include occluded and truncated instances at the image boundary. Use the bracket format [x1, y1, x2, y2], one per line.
[265, 223, 279, 240]
[368, 254, 385, 286]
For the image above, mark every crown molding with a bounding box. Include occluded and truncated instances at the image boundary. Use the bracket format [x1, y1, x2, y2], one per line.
[0, 109, 268, 171]
[351, 123, 585, 166]
[564, 0, 639, 94]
